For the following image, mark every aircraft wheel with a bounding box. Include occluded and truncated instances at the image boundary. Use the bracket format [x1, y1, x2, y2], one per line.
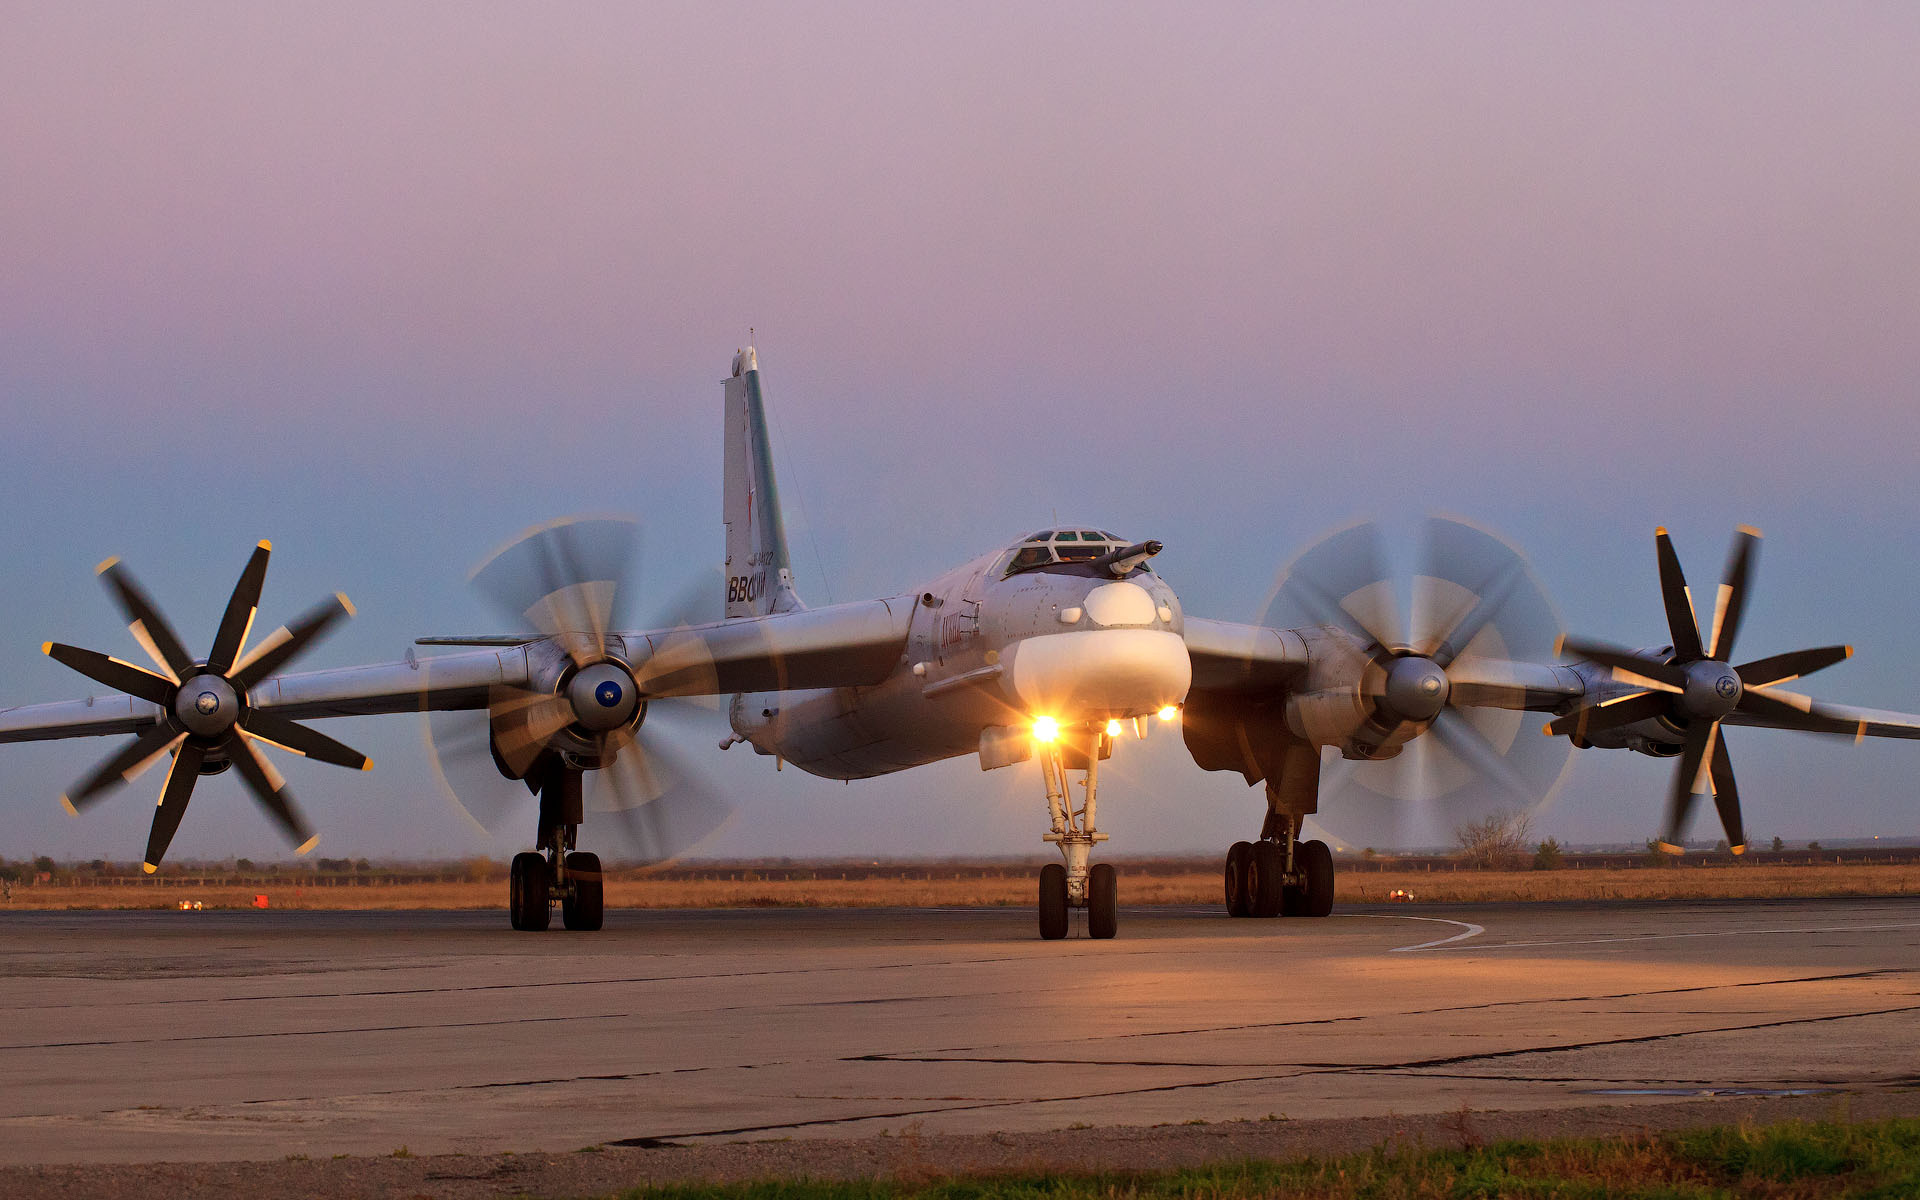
[1298, 839, 1335, 917]
[509, 852, 550, 932]
[561, 851, 604, 931]
[1249, 841, 1286, 919]
[1224, 841, 1255, 917]
[1087, 863, 1118, 940]
[1038, 863, 1069, 940]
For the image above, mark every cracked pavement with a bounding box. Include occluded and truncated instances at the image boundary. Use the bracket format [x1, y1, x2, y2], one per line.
[1, 898, 1916, 1164]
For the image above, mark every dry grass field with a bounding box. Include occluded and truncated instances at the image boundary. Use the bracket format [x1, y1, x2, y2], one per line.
[5, 861, 1918, 912]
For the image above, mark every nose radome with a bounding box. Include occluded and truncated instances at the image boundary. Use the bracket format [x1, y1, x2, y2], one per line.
[1083, 581, 1158, 626]
[1005, 628, 1192, 720]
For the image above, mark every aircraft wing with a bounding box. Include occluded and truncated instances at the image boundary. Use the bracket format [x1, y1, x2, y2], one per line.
[0, 598, 913, 745]
[1443, 657, 1588, 711]
[1182, 617, 1310, 690]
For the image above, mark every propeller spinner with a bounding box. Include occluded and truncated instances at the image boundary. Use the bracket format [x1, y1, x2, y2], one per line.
[1264, 516, 1572, 849]
[45, 542, 366, 871]
[425, 516, 732, 863]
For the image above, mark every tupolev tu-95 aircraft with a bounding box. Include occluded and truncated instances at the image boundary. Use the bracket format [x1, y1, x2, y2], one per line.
[5, 346, 1919, 939]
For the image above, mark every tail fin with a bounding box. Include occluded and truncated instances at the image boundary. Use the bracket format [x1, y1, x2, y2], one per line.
[723, 346, 803, 618]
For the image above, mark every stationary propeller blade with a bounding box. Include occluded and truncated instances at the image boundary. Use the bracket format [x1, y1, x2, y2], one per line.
[1543, 689, 1669, 741]
[208, 541, 272, 673]
[144, 740, 207, 872]
[1654, 527, 1705, 662]
[1708, 734, 1746, 853]
[244, 710, 371, 772]
[1735, 687, 1834, 728]
[1659, 722, 1717, 853]
[227, 733, 318, 853]
[231, 594, 355, 689]
[1550, 526, 1864, 854]
[1708, 527, 1759, 663]
[41, 643, 174, 705]
[47, 544, 358, 867]
[63, 724, 184, 814]
[1737, 645, 1853, 690]
[98, 559, 194, 681]
[1556, 637, 1688, 692]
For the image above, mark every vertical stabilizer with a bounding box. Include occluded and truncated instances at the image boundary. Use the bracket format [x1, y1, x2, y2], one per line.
[723, 347, 803, 618]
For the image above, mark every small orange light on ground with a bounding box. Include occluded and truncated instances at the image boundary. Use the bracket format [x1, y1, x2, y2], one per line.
[1387, 889, 1415, 903]
[252, 894, 270, 909]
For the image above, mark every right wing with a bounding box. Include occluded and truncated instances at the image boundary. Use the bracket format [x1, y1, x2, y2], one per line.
[0, 597, 914, 745]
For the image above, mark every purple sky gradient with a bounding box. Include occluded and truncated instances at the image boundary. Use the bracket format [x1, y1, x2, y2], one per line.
[2, 3, 1917, 861]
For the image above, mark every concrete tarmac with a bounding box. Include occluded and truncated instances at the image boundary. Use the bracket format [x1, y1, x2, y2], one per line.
[2, 898, 1917, 1165]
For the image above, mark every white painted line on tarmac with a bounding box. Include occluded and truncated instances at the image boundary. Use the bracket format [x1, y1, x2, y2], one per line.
[1380, 915, 1486, 952]
[1408, 920, 1920, 952]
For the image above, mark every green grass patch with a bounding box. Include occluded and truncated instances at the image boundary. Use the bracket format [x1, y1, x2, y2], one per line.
[611, 1117, 1920, 1199]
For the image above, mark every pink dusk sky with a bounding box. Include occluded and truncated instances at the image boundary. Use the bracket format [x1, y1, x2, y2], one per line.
[2, 4, 1916, 861]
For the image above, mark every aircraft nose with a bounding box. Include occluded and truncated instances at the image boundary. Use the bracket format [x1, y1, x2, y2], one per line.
[1003, 628, 1192, 720]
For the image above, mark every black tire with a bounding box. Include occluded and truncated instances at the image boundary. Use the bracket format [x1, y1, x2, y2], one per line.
[1249, 841, 1286, 918]
[510, 851, 550, 932]
[1038, 863, 1069, 940]
[1224, 841, 1255, 917]
[1087, 863, 1118, 940]
[561, 851, 604, 932]
[1298, 838, 1335, 917]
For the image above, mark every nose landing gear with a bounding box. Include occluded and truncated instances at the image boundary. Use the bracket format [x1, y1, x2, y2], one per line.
[1036, 728, 1119, 940]
[1224, 811, 1334, 920]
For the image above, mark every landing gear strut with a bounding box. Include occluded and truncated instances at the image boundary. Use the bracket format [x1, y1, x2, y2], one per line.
[509, 763, 605, 932]
[1223, 812, 1333, 920]
[1036, 728, 1118, 940]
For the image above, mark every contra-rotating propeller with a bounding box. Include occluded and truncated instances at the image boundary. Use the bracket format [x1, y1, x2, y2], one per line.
[424, 516, 731, 863]
[44, 543, 365, 871]
[1262, 516, 1572, 849]
[1548, 526, 1855, 855]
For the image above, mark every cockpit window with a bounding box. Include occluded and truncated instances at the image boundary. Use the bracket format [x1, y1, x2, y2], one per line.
[1003, 526, 1155, 578]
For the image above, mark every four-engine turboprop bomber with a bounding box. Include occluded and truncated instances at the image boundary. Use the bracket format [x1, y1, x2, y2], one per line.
[5, 346, 1920, 938]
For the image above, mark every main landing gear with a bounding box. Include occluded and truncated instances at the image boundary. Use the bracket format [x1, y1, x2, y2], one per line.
[1224, 813, 1333, 919]
[508, 764, 605, 932]
[1035, 728, 1119, 940]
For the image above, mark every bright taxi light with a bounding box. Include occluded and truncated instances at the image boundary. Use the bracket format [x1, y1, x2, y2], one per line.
[1157, 705, 1180, 722]
[1105, 719, 1123, 737]
[1033, 716, 1059, 743]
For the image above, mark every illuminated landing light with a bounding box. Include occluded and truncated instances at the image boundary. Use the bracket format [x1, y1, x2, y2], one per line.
[1105, 719, 1123, 737]
[1033, 716, 1059, 743]
[1157, 705, 1180, 722]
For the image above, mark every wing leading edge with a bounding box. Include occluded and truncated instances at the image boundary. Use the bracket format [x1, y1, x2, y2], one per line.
[0, 598, 914, 744]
